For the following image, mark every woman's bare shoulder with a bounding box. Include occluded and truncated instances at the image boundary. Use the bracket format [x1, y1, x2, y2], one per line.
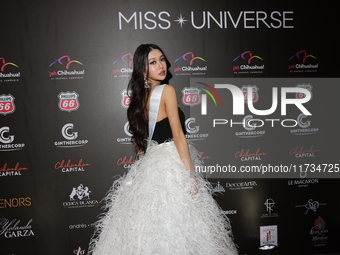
[162, 84, 176, 96]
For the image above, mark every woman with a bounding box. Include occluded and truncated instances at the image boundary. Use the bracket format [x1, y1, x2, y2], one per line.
[89, 44, 237, 254]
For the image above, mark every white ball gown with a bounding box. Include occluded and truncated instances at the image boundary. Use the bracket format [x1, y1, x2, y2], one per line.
[88, 85, 238, 255]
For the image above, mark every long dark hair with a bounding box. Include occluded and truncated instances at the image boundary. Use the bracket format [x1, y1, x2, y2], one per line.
[127, 44, 172, 154]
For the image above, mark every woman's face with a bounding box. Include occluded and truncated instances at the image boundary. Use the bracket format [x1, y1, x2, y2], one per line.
[146, 49, 167, 85]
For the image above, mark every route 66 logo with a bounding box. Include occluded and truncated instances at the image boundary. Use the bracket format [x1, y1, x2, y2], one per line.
[181, 87, 201, 106]
[58, 91, 79, 112]
[0, 94, 15, 115]
[241, 85, 259, 103]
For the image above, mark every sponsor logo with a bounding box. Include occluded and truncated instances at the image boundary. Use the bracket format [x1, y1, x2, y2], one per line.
[0, 197, 31, 209]
[112, 53, 133, 78]
[295, 199, 327, 214]
[261, 198, 279, 218]
[0, 126, 25, 151]
[234, 148, 267, 161]
[0, 94, 15, 115]
[63, 184, 99, 209]
[288, 50, 318, 73]
[117, 122, 132, 144]
[287, 178, 319, 188]
[242, 85, 259, 103]
[289, 145, 320, 158]
[290, 113, 319, 135]
[73, 246, 86, 255]
[289, 84, 319, 135]
[233, 51, 264, 74]
[310, 216, 328, 246]
[117, 155, 135, 169]
[0, 58, 20, 82]
[0, 218, 34, 238]
[174, 52, 207, 75]
[185, 117, 209, 141]
[54, 123, 89, 148]
[0, 162, 28, 177]
[120, 89, 131, 108]
[296, 83, 313, 99]
[49, 55, 85, 80]
[54, 159, 91, 173]
[234, 115, 266, 138]
[260, 225, 278, 246]
[118, 11, 294, 30]
[69, 222, 94, 230]
[182, 87, 201, 106]
[197, 151, 211, 165]
[58, 91, 80, 112]
[220, 209, 237, 215]
[212, 181, 225, 193]
[225, 181, 257, 191]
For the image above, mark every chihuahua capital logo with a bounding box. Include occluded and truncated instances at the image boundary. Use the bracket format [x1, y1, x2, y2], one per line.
[0, 58, 20, 82]
[288, 50, 318, 73]
[49, 55, 85, 80]
[112, 53, 133, 78]
[174, 52, 207, 75]
[232, 51, 264, 74]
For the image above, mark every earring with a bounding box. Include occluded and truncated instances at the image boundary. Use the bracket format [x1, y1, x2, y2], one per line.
[144, 74, 149, 88]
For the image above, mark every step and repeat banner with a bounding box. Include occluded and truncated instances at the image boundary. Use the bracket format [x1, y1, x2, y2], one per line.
[1, 0, 339, 254]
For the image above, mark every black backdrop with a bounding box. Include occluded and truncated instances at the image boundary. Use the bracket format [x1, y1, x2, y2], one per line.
[1, 0, 340, 254]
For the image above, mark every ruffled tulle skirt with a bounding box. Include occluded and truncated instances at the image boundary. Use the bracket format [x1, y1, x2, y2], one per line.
[89, 141, 238, 255]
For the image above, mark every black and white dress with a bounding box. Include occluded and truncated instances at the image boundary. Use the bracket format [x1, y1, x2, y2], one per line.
[89, 85, 238, 255]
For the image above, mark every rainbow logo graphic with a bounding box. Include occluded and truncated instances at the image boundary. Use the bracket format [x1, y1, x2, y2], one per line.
[174, 52, 206, 65]
[113, 53, 133, 67]
[233, 51, 263, 64]
[289, 50, 317, 63]
[49, 55, 83, 69]
[0, 58, 19, 71]
[196, 82, 222, 106]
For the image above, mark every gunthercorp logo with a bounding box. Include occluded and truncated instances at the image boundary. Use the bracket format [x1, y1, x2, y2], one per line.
[288, 50, 318, 73]
[0, 58, 20, 82]
[174, 52, 207, 75]
[0, 94, 15, 115]
[0, 126, 25, 151]
[49, 55, 85, 80]
[112, 53, 133, 78]
[117, 122, 132, 144]
[54, 123, 88, 148]
[58, 91, 80, 112]
[185, 117, 209, 141]
[233, 51, 264, 74]
[234, 115, 266, 138]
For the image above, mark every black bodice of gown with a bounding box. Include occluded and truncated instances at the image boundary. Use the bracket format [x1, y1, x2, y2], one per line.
[151, 107, 186, 144]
